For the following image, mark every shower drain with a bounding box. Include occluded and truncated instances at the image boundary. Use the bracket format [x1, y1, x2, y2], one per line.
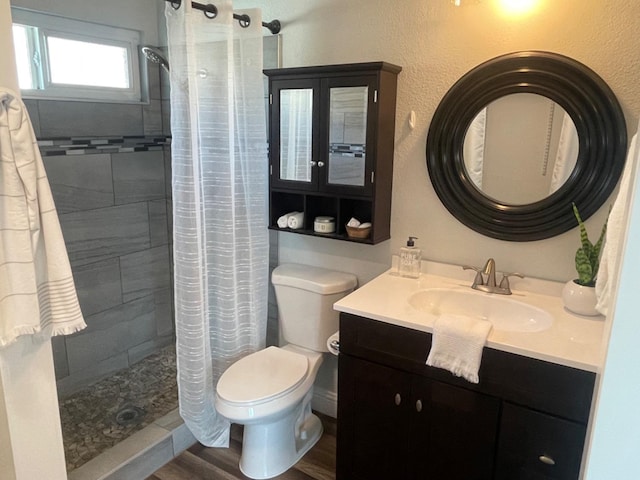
[114, 405, 146, 426]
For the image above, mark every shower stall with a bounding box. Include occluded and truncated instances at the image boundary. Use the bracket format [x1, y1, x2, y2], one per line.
[29, 50, 178, 472]
[13, 1, 282, 474]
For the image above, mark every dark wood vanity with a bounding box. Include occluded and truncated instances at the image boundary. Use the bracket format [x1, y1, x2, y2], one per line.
[337, 313, 595, 480]
[264, 62, 401, 244]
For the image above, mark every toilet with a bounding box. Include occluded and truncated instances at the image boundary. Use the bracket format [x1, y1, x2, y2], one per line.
[214, 263, 357, 479]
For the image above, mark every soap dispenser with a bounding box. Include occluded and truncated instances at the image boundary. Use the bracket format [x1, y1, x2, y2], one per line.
[399, 236, 422, 278]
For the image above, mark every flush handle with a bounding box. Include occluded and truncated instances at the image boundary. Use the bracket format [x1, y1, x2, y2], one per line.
[538, 455, 556, 466]
[415, 399, 423, 412]
[394, 393, 402, 406]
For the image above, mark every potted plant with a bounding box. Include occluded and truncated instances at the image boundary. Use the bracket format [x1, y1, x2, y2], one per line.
[561, 203, 608, 316]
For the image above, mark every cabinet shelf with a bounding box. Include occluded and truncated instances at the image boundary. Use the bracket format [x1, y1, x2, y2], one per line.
[265, 62, 401, 245]
[268, 226, 376, 244]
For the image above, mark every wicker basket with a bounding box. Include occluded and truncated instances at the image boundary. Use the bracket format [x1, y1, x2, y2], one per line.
[345, 225, 371, 239]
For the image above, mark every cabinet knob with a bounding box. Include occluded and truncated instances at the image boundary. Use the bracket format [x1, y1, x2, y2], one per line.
[318, 161, 325, 167]
[415, 399, 423, 412]
[310, 160, 317, 167]
[538, 455, 556, 466]
[394, 393, 401, 406]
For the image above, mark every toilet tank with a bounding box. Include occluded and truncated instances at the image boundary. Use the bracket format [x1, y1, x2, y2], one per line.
[272, 264, 357, 352]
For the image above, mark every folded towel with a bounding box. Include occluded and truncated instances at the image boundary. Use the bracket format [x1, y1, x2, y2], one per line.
[426, 314, 492, 384]
[346, 217, 361, 227]
[596, 132, 639, 315]
[277, 211, 298, 228]
[0, 88, 86, 347]
[287, 211, 304, 229]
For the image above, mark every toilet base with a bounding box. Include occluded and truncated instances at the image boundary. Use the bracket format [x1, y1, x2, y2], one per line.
[238, 392, 323, 479]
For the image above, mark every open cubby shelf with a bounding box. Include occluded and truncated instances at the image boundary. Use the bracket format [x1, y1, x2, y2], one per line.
[270, 190, 381, 243]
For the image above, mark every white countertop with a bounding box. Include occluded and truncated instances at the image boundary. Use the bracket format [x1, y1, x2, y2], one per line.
[333, 260, 606, 372]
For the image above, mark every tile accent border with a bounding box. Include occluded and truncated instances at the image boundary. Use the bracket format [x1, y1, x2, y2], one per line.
[38, 136, 171, 157]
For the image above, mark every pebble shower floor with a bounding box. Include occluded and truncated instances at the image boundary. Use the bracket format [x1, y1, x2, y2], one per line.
[59, 345, 178, 472]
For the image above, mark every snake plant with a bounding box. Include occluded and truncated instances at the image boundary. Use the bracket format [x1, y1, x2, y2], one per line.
[572, 203, 607, 287]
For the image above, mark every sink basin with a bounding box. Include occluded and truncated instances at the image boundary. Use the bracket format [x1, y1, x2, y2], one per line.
[408, 288, 553, 333]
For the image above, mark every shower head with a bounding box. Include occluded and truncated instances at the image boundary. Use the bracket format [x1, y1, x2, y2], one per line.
[141, 45, 170, 73]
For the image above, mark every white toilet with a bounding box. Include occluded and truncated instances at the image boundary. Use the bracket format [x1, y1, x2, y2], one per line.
[214, 263, 357, 479]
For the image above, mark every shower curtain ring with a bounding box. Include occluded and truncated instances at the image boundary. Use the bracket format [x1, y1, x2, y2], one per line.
[170, 0, 181, 9]
[203, 4, 218, 18]
[238, 14, 251, 28]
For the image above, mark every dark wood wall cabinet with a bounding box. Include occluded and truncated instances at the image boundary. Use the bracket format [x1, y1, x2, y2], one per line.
[264, 62, 401, 244]
[337, 314, 596, 480]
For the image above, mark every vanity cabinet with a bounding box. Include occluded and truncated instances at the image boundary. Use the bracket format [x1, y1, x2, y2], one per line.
[264, 62, 401, 244]
[337, 314, 595, 480]
[340, 355, 500, 480]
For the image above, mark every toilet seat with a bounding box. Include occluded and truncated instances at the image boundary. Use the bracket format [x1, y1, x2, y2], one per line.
[217, 346, 309, 406]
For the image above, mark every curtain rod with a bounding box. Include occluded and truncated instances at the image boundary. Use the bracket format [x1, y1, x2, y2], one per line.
[165, 0, 281, 34]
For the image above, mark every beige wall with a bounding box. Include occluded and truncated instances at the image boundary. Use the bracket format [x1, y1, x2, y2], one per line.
[238, 0, 640, 284]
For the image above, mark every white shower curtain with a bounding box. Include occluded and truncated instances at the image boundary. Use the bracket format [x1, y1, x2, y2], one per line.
[166, 1, 269, 447]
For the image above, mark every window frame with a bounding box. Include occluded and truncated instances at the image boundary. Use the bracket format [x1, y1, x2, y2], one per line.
[11, 8, 143, 103]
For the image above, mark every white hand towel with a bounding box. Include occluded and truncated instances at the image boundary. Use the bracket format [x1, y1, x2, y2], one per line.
[596, 132, 639, 315]
[287, 211, 304, 229]
[426, 314, 492, 384]
[0, 88, 86, 347]
[277, 211, 298, 228]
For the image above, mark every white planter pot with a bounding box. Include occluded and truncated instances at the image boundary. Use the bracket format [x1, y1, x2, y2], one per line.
[562, 280, 599, 316]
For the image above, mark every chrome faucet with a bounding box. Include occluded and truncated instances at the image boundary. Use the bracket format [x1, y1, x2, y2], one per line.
[462, 258, 524, 295]
[482, 258, 497, 288]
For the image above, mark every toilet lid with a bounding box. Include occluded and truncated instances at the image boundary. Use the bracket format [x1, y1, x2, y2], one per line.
[217, 347, 308, 405]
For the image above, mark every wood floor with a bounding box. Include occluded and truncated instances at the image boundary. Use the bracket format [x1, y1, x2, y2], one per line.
[146, 415, 336, 480]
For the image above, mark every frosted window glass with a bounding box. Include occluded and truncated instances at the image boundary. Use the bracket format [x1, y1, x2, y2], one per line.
[47, 37, 130, 89]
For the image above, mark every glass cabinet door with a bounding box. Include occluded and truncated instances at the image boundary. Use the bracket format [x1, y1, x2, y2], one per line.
[270, 75, 376, 196]
[279, 88, 314, 183]
[327, 85, 369, 187]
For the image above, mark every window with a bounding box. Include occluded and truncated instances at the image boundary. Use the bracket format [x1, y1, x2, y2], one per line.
[11, 8, 142, 102]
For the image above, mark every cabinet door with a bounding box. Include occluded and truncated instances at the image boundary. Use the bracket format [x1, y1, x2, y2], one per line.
[337, 355, 411, 480]
[270, 78, 321, 190]
[320, 75, 377, 196]
[409, 377, 500, 480]
[495, 402, 587, 480]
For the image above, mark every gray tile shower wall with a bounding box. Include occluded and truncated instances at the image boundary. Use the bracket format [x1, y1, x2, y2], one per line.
[26, 45, 281, 395]
[24, 63, 176, 397]
[48, 148, 174, 397]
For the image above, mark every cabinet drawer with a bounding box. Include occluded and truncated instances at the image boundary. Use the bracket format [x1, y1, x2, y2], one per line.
[495, 402, 587, 480]
[339, 313, 431, 371]
[340, 313, 595, 423]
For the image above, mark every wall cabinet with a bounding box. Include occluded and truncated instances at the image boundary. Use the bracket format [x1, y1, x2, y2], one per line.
[337, 314, 595, 480]
[264, 62, 401, 244]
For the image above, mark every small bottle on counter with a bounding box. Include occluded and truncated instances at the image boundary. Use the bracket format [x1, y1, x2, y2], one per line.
[399, 236, 421, 278]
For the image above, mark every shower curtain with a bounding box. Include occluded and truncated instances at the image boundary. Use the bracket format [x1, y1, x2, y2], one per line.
[166, 1, 269, 447]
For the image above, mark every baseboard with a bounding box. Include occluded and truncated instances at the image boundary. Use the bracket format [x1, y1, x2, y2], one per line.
[312, 386, 337, 418]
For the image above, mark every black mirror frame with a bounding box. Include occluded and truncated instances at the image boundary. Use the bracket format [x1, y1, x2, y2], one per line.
[426, 51, 627, 242]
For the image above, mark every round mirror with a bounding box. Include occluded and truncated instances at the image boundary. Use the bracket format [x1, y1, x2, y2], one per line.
[427, 51, 627, 241]
[463, 94, 577, 205]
